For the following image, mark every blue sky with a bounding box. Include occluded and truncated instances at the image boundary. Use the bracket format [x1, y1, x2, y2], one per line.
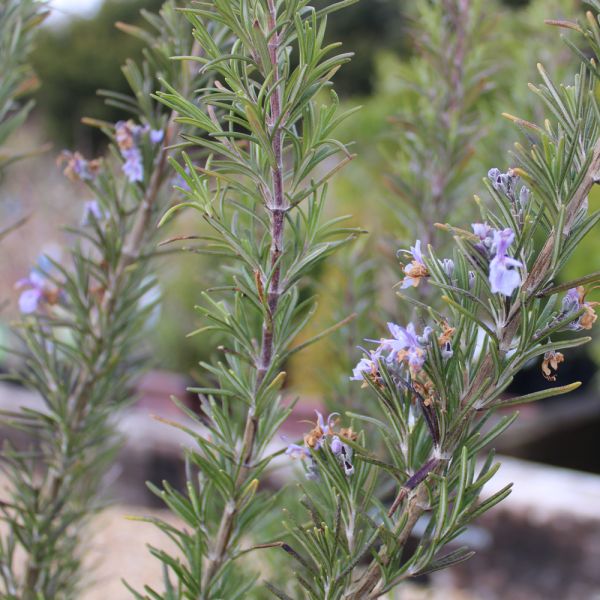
[48, 0, 103, 24]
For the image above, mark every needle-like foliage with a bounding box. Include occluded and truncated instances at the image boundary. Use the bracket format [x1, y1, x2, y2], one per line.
[129, 1, 362, 598]
[0, 3, 208, 598]
[271, 3, 600, 598]
[0, 0, 47, 173]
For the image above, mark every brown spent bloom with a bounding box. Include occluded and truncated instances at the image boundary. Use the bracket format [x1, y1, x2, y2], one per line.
[339, 427, 358, 442]
[115, 120, 137, 151]
[57, 151, 101, 183]
[542, 351, 565, 382]
[402, 261, 429, 287]
[413, 379, 436, 407]
[575, 286, 598, 330]
[438, 322, 455, 347]
[304, 425, 324, 449]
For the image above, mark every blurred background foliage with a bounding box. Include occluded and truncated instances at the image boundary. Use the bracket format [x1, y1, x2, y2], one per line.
[31, 0, 163, 149]
[5, 0, 599, 385]
[31, 0, 532, 148]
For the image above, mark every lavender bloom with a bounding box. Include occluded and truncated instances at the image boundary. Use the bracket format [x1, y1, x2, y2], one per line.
[562, 287, 598, 330]
[400, 240, 429, 288]
[519, 186, 531, 211]
[441, 341, 454, 360]
[81, 200, 108, 226]
[488, 168, 517, 196]
[562, 287, 580, 315]
[18, 288, 43, 314]
[15, 257, 57, 314]
[380, 322, 430, 373]
[472, 222, 494, 255]
[285, 444, 310, 459]
[122, 147, 144, 183]
[331, 435, 354, 476]
[115, 120, 148, 183]
[150, 129, 164, 144]
[409, 240, 424, 264]
[330, 436, 343, 455]
[488, 168, 502, 189]
[472, 222, 492, 240]
[350, 357, 374, 381]
[441, 258, 455, 278]
[350, 348, 382, 383]
[489, 228, 522, 296]
[468, 271, 476, 290]
[57, 151, 101, 182]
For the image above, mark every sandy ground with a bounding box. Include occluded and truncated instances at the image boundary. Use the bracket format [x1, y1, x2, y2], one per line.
[0, 500, 471, 599]
[0, 502, 180, 600]
[81, 506, 179, 600]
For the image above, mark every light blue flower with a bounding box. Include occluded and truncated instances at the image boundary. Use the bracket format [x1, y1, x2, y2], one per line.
[150, 129, 164, 144]
[15, 256, 59, 314]
[489, 228, 522, 296]
[285, 444, 310, 459]
[122, 147, 144, 183]
[400, 240, 428, 288]
[561, 287, 598, 330]
[18, 288, 43, 314]
[379, 322, 430, 373]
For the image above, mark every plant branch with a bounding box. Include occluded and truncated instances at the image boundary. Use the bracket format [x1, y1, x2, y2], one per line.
[200, 1, 287, 592]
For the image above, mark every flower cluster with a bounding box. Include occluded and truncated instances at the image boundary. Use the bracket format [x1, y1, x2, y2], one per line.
[115, 120, 164, 183]
[488, 167, 530, 218]
[286, 411, 358, 478]
[57, 151, 101, 183]
[351, 320, 444, 386]
[15, 255, 61, 314]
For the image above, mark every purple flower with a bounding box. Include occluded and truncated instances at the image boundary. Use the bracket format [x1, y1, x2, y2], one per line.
[350, 348, 382, 383]
[18, 288, 43, 314]
[115, 120, 148, 183]
[57, 151, 101, 182]
[472, 222, 492, 240]
[472, 222, 494, 255]
[562, 288, 580, 314]
[409, 240, 424, 264]
[330, 436, 343, 455]
[379, 322, 430, 373]
[122, 147, 143, 183]
[350, 357, 374, 381]
[82, 200, 108, 225]
[441, 258, 455, 278]
[489, 228, 522, 296]
[315, 410, 336, 437]
[488, 168, 517, 195]
[562, 287, 598, 330]
[15, 257, 59, 314]
[331, 435, 354, 476]
[400, 240, 429, 288]
[150, 129, 164, 144]
[468, 271, 476, 289]
[285, 443, 310, 459]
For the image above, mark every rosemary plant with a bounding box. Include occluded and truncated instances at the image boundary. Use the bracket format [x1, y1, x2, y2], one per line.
[0, 0, 46, 176]
[130, 1, 361, 597]
[269, 4, 600, 599]
[0, 0, 47, 244]
[383, 0, 501, 247]
[0, 4, 205, 598]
